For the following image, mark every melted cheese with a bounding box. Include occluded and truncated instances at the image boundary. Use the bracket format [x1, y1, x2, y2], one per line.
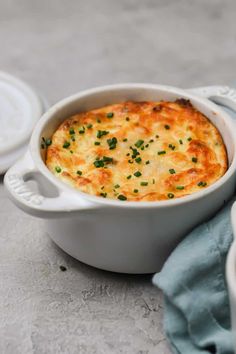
[45, 100, 228, 201]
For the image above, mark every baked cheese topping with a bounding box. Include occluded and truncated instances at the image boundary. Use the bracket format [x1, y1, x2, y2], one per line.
[45, 100, 227, 201]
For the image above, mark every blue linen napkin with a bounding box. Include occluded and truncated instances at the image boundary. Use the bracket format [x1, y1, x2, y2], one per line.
[153, 106, 236, 353]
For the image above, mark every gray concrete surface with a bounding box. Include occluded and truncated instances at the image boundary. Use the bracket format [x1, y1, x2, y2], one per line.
[1, 0, 236, 353]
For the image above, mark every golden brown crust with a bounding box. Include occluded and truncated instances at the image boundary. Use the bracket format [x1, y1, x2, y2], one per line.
[45, 100, 228, 201]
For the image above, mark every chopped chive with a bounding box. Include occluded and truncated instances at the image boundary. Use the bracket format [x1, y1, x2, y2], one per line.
[152, 178, 155, 184]
[128, 160, 133, 164]
[123, 138, 128, 142]
[156, 135, 159, 138]
[114, 184, 120, 189]
[133, 189, 139, 193]
[168, 193, 175, 199]
[145, 144, 149, 148]
[55, 166, 61, 173]
[127, 175, 132, 180]
[45, 138, 52, 146]
[63, 141, 70, 148]
[101, 186, 105, 190]
[94, 141, 100, 145]
[107, 112, 114, 118]
[69, 128, 75, 135]
[187, 137, 192, 141]
[126, 153, 130, 156]
[107, 137, 117, 150]
[94, 156, 113, 168]
[192, 157, 198, 163]
[134, 171, 142, 177]
[94, 160, 104, 168]
[97, 130, 109, 138]
[118, 194, 127, 201]
[126, 117, 130, 121]
[140, 181, 148, 186]
[176, 186, 184, 190]
[130, 147, 140, 158]
[97, 119, 101, 123]
[135, 139, 144, 148]
[71, 136, 75, 142]
[141, 146, 144, 151]
[70, 150, 73, 154]
[87, 123, 93, 129]
[149, 139, 154, 143]
[165, 124, 170, 130]
[169, 168, 176, 174]
[168, 144, 175, 150]
[145, 160, 150, 165]
[77, 170, 82, 176]
[79, 127, 85, 134]
[198, 181, 207, 187]
[135, 157, 142, 164]
[100, 192, 107, 198]
[158, 150, 166, 155]
[179, 139, 183, 144]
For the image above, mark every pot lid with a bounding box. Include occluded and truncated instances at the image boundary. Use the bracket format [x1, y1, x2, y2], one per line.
[0, 71, 48, 174]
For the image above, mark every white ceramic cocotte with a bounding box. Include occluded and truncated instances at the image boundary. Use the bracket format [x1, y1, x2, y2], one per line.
[4, 84, 236, 274]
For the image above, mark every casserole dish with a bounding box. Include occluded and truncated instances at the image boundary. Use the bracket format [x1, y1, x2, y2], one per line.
[4, 84, 236, 274]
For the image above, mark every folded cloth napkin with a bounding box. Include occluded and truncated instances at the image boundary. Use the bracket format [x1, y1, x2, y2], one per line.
[153, 195, 235, 354]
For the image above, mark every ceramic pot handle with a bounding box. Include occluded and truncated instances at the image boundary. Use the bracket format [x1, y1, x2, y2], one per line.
[187, 86, 236, 112]
[4, 151, 99, 218]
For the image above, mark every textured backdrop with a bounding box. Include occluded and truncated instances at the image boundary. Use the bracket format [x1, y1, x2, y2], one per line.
[1, 0, 236, 353]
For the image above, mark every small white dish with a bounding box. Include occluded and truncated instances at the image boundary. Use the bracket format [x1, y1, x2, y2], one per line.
[4, 83, 236, 273]
[0, 71, 47, 174]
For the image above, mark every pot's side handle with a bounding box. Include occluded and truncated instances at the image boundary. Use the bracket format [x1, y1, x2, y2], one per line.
[187, 86, 236, 113]
[4, 151, 99, 218]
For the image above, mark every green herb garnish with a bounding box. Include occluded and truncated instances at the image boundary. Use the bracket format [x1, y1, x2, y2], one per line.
[55, 166, 61, 173]
[114, 184, 120, 189]
[127, 175, 132, 180]
[198, 181, 207, 187]
[77, 170, 82, 176]
[168, 193, 175, 199]
[100, 192, 107, 198]
[192, 157, 198, 163]
[94, 141, 100, 145]
[146, 160, 150, 165]
[176, 186, 184, 190]
[133, 189, 139, 193]
[97, 130, 109, 139]
[123, 138, 128, 142]
[69, 128, 75, 135]
[93, 156, 113, 168]
[165, 124, 170, 130]
[140, 181, 148, 186]
[134, 171, 142, 177]
[158, 150, 166, 155]
[169, 168, 176, 174]
[107, 137, 117, 150]
[79, 127, 85, 134]
[87, 124, 93, 129]
[63, 141, 70, 148]
[135, 157, 142, 164]
[107, 112, 114, 118]
[188, 137, 192, 141]
[118, 194, 127, 201]
[179, 139, 183, 144]
[135, 139, 144, 148]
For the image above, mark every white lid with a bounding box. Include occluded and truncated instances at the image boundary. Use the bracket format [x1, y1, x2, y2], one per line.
[0, 71, 47, 174]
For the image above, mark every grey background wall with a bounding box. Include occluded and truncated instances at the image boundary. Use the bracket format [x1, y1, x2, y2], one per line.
[0, 1, 236, 353]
